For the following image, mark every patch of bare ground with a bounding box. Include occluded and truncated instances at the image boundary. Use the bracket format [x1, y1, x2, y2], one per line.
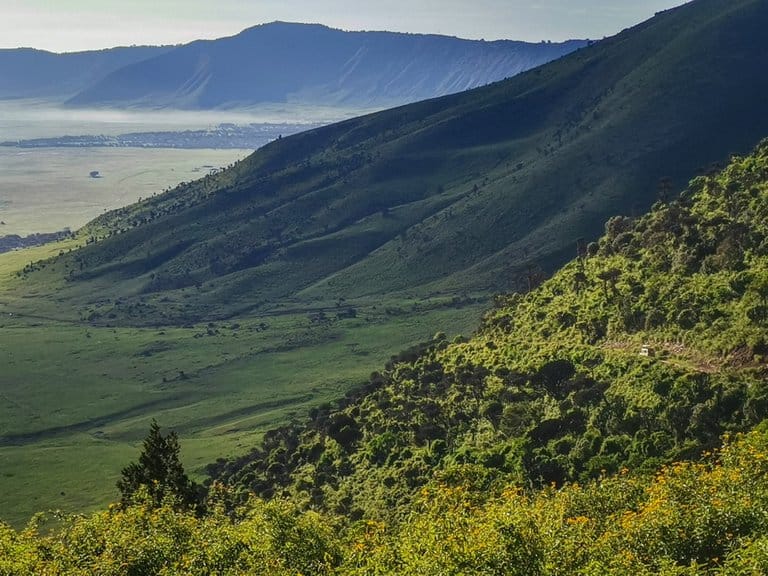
[725, 346, 768, 372]
[604, 339, 720, 373]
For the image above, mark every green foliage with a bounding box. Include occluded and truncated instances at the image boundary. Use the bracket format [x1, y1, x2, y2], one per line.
[5, 123, 768, 576]
[5, 0, 768, 524]
[5, 3, 768, 567]
[117, 421, 201, 511]
[3, 430, 768, 574]
[207, 141, 768, 523]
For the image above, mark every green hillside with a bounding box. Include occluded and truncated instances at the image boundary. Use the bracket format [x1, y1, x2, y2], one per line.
[3, 0, 768, 566]
[2, 0, 768, 526]
[2, 429, 768, 574]
[210, 139, 768, 522]
[4, 134, 768, 576]
[11, 0, 768, 326]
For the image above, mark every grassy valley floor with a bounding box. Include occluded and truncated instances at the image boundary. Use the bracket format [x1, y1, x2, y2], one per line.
[0, 243, 485, 526]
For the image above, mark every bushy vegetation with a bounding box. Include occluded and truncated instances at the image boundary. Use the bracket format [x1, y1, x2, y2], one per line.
[4, 118, 768, 576]
[207, 141, 768, 521]
[3, 428, 768, 574]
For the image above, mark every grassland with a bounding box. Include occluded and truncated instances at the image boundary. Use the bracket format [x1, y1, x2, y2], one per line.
[0, 147, 249, 236]
[0, 239, 485, 526]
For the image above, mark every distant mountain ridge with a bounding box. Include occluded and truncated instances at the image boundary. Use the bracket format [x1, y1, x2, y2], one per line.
[65, 22, 587, 109]
[0, 46, 172, 100]
[17, 0, 768, 328]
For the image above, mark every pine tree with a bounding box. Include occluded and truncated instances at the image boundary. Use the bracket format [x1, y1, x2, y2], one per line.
[117, 420, 200, 510]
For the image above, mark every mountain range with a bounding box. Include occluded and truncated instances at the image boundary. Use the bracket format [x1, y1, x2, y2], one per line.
[0, 23, 586, 109]
[0, 45, 171, 100]
[24, 0, 768, 328]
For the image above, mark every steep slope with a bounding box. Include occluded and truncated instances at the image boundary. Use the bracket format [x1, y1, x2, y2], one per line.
[0, 46, 172, 100]
[209, 139, 768, 520]
[66, 22, 586, 109]
[5, 140, 768, 576]
[20, 0, 768, 327]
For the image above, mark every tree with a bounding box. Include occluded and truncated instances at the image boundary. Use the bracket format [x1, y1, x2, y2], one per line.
[596, 266, 622, 297]
[531, 359, 576, 399]
[117, 420, 200, 510]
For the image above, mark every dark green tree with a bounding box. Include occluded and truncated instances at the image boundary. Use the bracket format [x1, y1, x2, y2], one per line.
[117, 420, 200, 510]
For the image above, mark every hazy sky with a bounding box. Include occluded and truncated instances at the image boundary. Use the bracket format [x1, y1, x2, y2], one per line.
[2, 0, 691, 53]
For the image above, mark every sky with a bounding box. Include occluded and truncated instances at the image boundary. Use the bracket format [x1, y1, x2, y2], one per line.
[1, 0, 692, 53]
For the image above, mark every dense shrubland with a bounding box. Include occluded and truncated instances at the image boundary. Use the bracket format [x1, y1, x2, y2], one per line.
[209, 142, 768, 520]
[4, 142, 768, 573]
[2, 429, 768, 574]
